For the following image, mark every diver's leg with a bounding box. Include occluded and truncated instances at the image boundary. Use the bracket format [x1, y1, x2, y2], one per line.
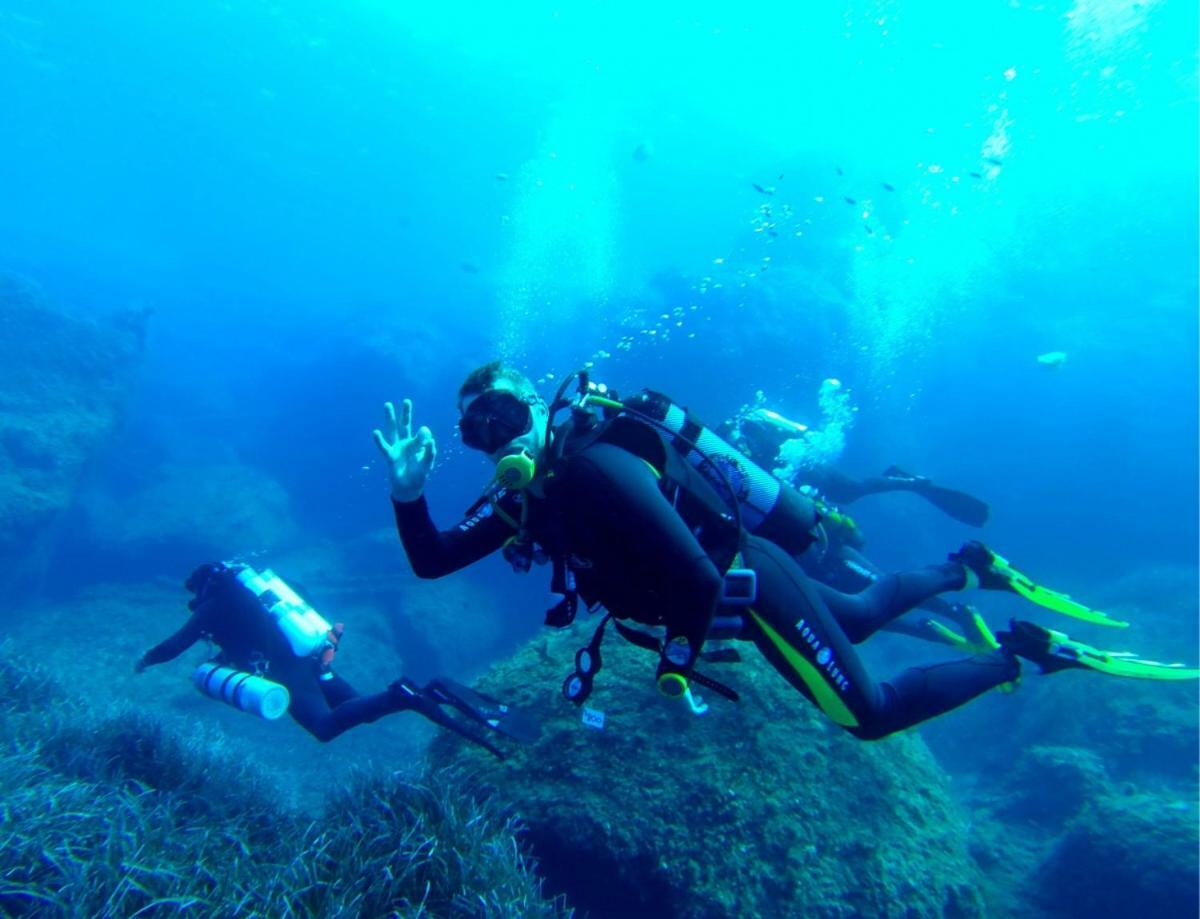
[319, 673, 360, 708]
[812, 545, 880, 592]
[806, 466, 876, 504]
[812, 561, 967, 643]
[286, 663, 406, 742]
[742, 537, 1018, 740]
[813, 546, 987, 647]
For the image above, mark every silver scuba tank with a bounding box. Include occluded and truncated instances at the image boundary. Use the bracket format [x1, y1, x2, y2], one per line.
[620, 390, 819, 556]
[233, 567, 334, 658]
[192, 661, 290, 720]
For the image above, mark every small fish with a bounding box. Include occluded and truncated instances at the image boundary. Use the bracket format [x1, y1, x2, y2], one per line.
[1036, 350, 1068, 368]
[881, 182, 895, 192]
[752, 183, 775, 195]
[843, 196, 856, 205]
[768, 229, 778, 237]
[985, 157, 1004, 166]
[494, 172, 509, 182]
[969, 171, 983, 178]
[777, 173, 785, 180]
[836, 167, 844, 176]
[864, 225, 874, 236]
[460, 261, 480, 274]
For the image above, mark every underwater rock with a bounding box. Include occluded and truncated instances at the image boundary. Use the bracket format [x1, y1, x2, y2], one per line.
[82, 460, 300, 564]
[990, 745, 1110, 827]
[1035, 792, 1199, 918]
[989, 562, 1200, 784]
[0, 273, 147, 583]
[927, 564, 1199, 785]
[431, 624, 986, 918]
[389, 575, 511, 677]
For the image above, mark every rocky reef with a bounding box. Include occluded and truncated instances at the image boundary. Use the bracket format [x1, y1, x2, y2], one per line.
[925, 562, 1200, 918]
[80, 458, 302, 563]
[431, 620, 987, 918]
[0, 273, 147, 588]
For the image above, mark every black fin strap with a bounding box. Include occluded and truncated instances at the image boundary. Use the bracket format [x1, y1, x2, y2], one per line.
[612, 619, 665, 653]
[689, 670, 740, 703]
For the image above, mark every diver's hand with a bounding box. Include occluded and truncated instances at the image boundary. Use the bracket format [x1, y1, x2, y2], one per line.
[134, 656, 148, 674]
[372, 399, 437, 502]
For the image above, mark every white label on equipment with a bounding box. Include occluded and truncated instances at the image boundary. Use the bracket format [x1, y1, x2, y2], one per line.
[581, 707, 606, 730]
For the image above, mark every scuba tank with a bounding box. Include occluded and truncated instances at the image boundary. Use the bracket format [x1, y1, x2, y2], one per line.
[233, 566, 336, 659]
[799, 485, 866, 550]
[619, 390, 820, 556]
[192, 661, 290, 720]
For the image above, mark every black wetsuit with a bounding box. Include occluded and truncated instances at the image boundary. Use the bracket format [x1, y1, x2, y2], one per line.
[141, 572, 404, 742]
[802, 464, 914, 505]
[800, 528, 980, 643]
[395, 428, 1018, 740]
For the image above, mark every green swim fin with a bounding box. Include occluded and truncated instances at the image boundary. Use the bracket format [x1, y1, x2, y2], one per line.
[926, 613, 1017, 691]
[999, 620, 1199, 680]
[996, 553, 1129, 628]
[953, 542, 1129, 628]
[925, 619, 975, 653]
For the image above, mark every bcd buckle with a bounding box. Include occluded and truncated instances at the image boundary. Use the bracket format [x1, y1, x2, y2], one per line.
[720, 568, 757, 605]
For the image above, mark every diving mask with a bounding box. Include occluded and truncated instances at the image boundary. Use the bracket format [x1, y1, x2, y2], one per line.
[459, 389, 538, 454]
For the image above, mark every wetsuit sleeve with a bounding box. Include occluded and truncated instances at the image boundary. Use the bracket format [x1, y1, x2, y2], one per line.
[142, 612, 205, 666]
[566, 443, 724, 669]
[392, 494, 514, 578]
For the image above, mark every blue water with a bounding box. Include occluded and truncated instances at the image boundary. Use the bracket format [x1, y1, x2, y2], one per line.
[2, 1, 1196, 914]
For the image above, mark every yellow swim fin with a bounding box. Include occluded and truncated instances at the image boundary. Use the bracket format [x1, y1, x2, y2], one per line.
[999, 621, 1199, 681]
[926, 613, 1017, 692]
[925, 619, 975, 653]
[954, 542, 1129, 628]
[999, 557, 1129, 628]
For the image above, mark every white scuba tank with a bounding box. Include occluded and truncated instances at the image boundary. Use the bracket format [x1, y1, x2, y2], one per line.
[620, 390, 819, 556]
[233, 566, 334, 658]
[193, 662, 290, 720]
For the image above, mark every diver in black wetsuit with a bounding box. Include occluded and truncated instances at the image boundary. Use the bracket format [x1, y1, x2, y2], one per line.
[136, 562, 536, 755]
[718, 404, 997, 651]
[722, 405, 991, 527]
[375, 362, 1145, 742]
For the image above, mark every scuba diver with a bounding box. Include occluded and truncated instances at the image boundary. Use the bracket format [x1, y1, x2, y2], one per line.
[719, 401, 997, 653]
[373, 362, 1197, 741]
[720, 400, 990, 526]
[135, 561, 537, 757]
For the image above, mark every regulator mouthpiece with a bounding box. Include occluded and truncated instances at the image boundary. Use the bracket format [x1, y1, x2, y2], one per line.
[495, 450, 536, 491]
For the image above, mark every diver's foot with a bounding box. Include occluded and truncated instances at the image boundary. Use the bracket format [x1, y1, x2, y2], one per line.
[995, 620, 1085, 674]
[388, 678, 422, 708]
[949, 541, 1015, 592]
